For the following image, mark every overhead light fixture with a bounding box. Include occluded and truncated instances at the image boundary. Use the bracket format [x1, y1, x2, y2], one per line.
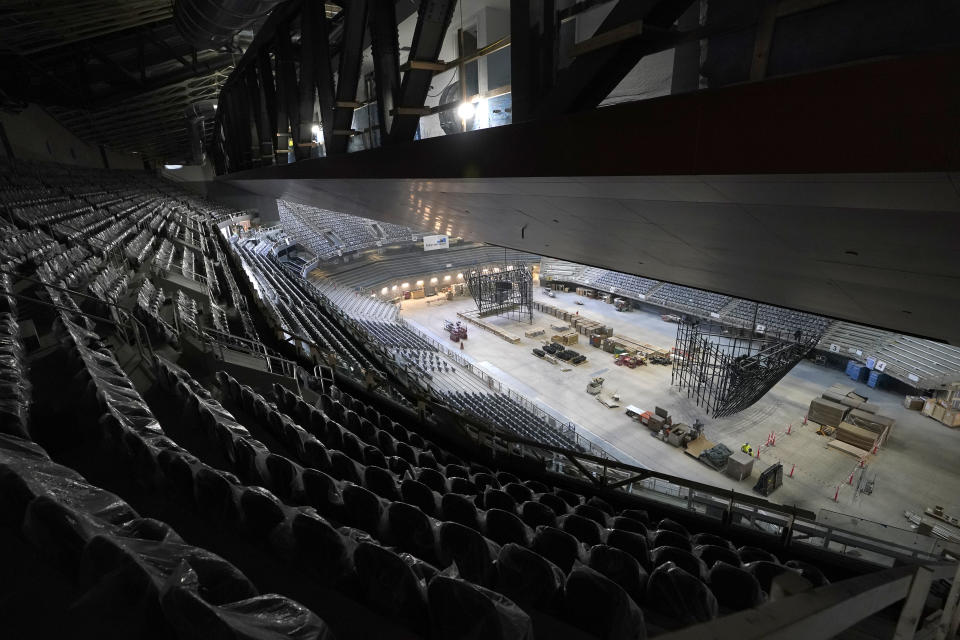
[381, 287, 388, 295]
[311, 124, 320, 136]
[444, 275, 451, 281]
[457, 101, 475, 120]
[416, 280, 424, 286]
[213, 104, 218, 110]
[163, 164, 183, 170]
[401, 282, 409, 289]
[430, 277, 438, 284]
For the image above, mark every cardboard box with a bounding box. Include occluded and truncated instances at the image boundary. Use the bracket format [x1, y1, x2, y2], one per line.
[932, 404, 947, 422]
[940, 409, 960, 428]
[922, 399, 937, 417]
[903, 396, 925, 411]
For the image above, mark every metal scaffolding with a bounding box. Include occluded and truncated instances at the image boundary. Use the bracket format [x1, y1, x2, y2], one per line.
[671, 310, 823, 418]
[466, 262, 533, 324]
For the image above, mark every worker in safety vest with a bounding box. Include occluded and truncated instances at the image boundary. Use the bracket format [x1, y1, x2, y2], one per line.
[741, 443, 753, 456]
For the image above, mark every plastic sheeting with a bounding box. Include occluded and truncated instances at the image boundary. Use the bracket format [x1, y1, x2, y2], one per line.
[564, 564, 646, 640]
[708, 561, 765, 611]
[646, 562, 718, 626]
[495, 543, 565, 612]
[428, 575, 533, 640]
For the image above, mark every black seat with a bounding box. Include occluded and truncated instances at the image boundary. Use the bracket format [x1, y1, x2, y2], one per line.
[194, 467, 239, 522]
[427, 575, 532, 640]
[651, 529, 692, 552]
[447, 476, 479, 496]
[558, 513, 602, 546]
[745, 560, 796, 593]
[417, 467, 447, 493]
[531, 526, 581, 573]
[495, 543, 565, 612]
[694, 544, 741, 570]
[239, 487, 285, 537]
[738, 546, 779, 564]
[484, 508, 530, 547]
[520, 501, 557, 529]
[438, 521, 500, 588]
[300, 468, 343, 518]
[385, 501, 437, 564]
[691, 533, 735, 550]
[400, 478, 438, 517]
[441, 493, 480, 530]
[587, 544, 648, 605]
[482, 488, 517, 513]
[265, 454, 298, 501]
[605, 529, 651, 571]
[609, 516, 647, 536]
[354, 541, 428, 629]
[290, 510, 352, 584]
[362, 445, 387, 470]
[363, 465, 400, 502]
[564, 564, 646, 640]
[535, 492, 569, 516]
[502, 482, 533, 504]
[646, 562, 718, 626]
[708, 561, 764, 611]
[651, 546, 706, 580]
[341, 483, 383, 535]
[785, 560, 830, 587]
[328, 450, 362, 485]
[572, 503, 609, 527]
[656, 518, 689, 537]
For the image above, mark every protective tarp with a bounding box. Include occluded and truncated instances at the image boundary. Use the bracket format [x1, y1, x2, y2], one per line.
[745, 560, 799, 593]
[572, 503, 609, 527]
[650, 529, 692, 551]
[384, 501, 439, 565]
[785, 560, 830, 587]
[558, 513, 602, 546]
[738, 546, 779, 564]
[520, 501, 557, 529]
[400, 478, 439, 517]
[645, 562, 718, 625]
[440, 492, 480, 529]
[0, 313, 30, 439]
[495, 543, 565, 611]
[587, 544, 648, 605]
[428, 575, 533, 640]
[564, 564, 646, 640]
[707, 561, 765, 611]
[604, 529, 651, 571]
[699, 443, 733, 469]
[341, 482, 384, 536]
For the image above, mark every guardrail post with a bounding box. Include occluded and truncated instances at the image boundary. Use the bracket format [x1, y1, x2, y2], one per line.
[935, 562, 960, 640]
[894, 566, 934, 640]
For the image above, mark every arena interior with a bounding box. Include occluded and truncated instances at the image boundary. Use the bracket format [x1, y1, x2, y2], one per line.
[1, 2, 959, 639]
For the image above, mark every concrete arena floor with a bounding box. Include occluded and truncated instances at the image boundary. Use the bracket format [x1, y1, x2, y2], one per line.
[398, 285, 960, 531]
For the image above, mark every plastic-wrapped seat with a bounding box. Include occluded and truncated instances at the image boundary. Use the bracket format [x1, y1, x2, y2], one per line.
[385, 501, 437, 564]
[438, 521, 500, 588]
[362, 445, 387, 470]
[785, 560, 829, 587]
[400, 478, 438, 517]
[609, 516, 647, 536]
[564, 564, 646, 640]
[340, 431, 366, 463]
[708, 561, 764, 611]
[496, 543, 565, 612]
[417, 467, 447, 493]
[448, 476, 479, 496]
[239, 487, 285, 537]
[484, 509, 530, 547]
[415, 449, 438, 470]
[573, 503, 609, 527]
[441, 493, 480, 530]
[655, 518, 689, 537]
[289, 510, 352, 584]
[265, 454, 298, 501]
[531, 526, 581, 573]
[300, 468, 343, 517]
[495, 471, 519, 486]
[387, 455, 414, 478]
[303, 438, 332, 473]
[522, 480, 549, 494]
[586, 496, 615, 516]
[745, 560, 797, 593]
[535, 492, 569, 516]
[694, 544, 741, 570]
[651, 546, 706, 580]
[554, 488, 581, 507]
[691, 533, 735, 550]
[520, 501, 557, 529]
[376, 430, 397, 457]
[472, 472, 500, 492]
[738, 546, 779, 564]
[651, 529, 692, 552]
[354, 541, 428, 629]
[587, 544, 648, 605]
[428, 575, 533, 640]
[363, 465, 400, 502]
[646, 562, 718, 626]
[341, 483, 383, 535]
[328, 450, 362, 485]
[483, 488, 517, 513]
[194, 468, 239, 522]
[558, 513, 602, 546]
[502, 482, 533, 504]
[605, 529, 651, 571]
[445, 463, 470, 479]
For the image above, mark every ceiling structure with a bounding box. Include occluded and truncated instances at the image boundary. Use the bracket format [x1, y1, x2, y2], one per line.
[220, 50, 960, 345]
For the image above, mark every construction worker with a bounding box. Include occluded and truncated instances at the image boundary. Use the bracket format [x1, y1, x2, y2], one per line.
[741, 443, 753, 456]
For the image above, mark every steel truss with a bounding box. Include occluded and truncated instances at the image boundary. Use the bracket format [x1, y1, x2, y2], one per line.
[466, 263, 533, 324]
[671, 316, 822, 418]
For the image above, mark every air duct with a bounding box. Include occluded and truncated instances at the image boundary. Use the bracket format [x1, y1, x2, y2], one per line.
[174, 0, 288, 49]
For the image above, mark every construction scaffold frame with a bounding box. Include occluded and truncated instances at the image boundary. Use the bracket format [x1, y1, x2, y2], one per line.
[671, 310, 823, 418]
[466, 262, 533, 324]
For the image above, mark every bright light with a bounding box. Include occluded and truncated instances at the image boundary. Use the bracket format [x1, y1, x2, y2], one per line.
[456, 101, 475, 120]
[163, 164, 183, 170]
[213, 104, 218, 110]
[311, 124, 320, 136]
[457, 273, 463, 279]
[392, 285, 398, 291]
[444, 275, 451, 281]
[381, 287, 388, 295]
[416, 280, 424, 287]
[401, 282, 409, 289]
[430, 277, 438, 284]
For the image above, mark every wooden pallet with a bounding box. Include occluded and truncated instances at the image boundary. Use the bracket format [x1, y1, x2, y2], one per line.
[828, 439, 870, 460]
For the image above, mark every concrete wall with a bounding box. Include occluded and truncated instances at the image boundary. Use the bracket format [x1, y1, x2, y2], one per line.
[0, 104, 142, 169]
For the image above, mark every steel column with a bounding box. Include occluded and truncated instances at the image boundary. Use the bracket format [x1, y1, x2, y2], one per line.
[328, 0, 369, 154]
[369, 0, 402, 145]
